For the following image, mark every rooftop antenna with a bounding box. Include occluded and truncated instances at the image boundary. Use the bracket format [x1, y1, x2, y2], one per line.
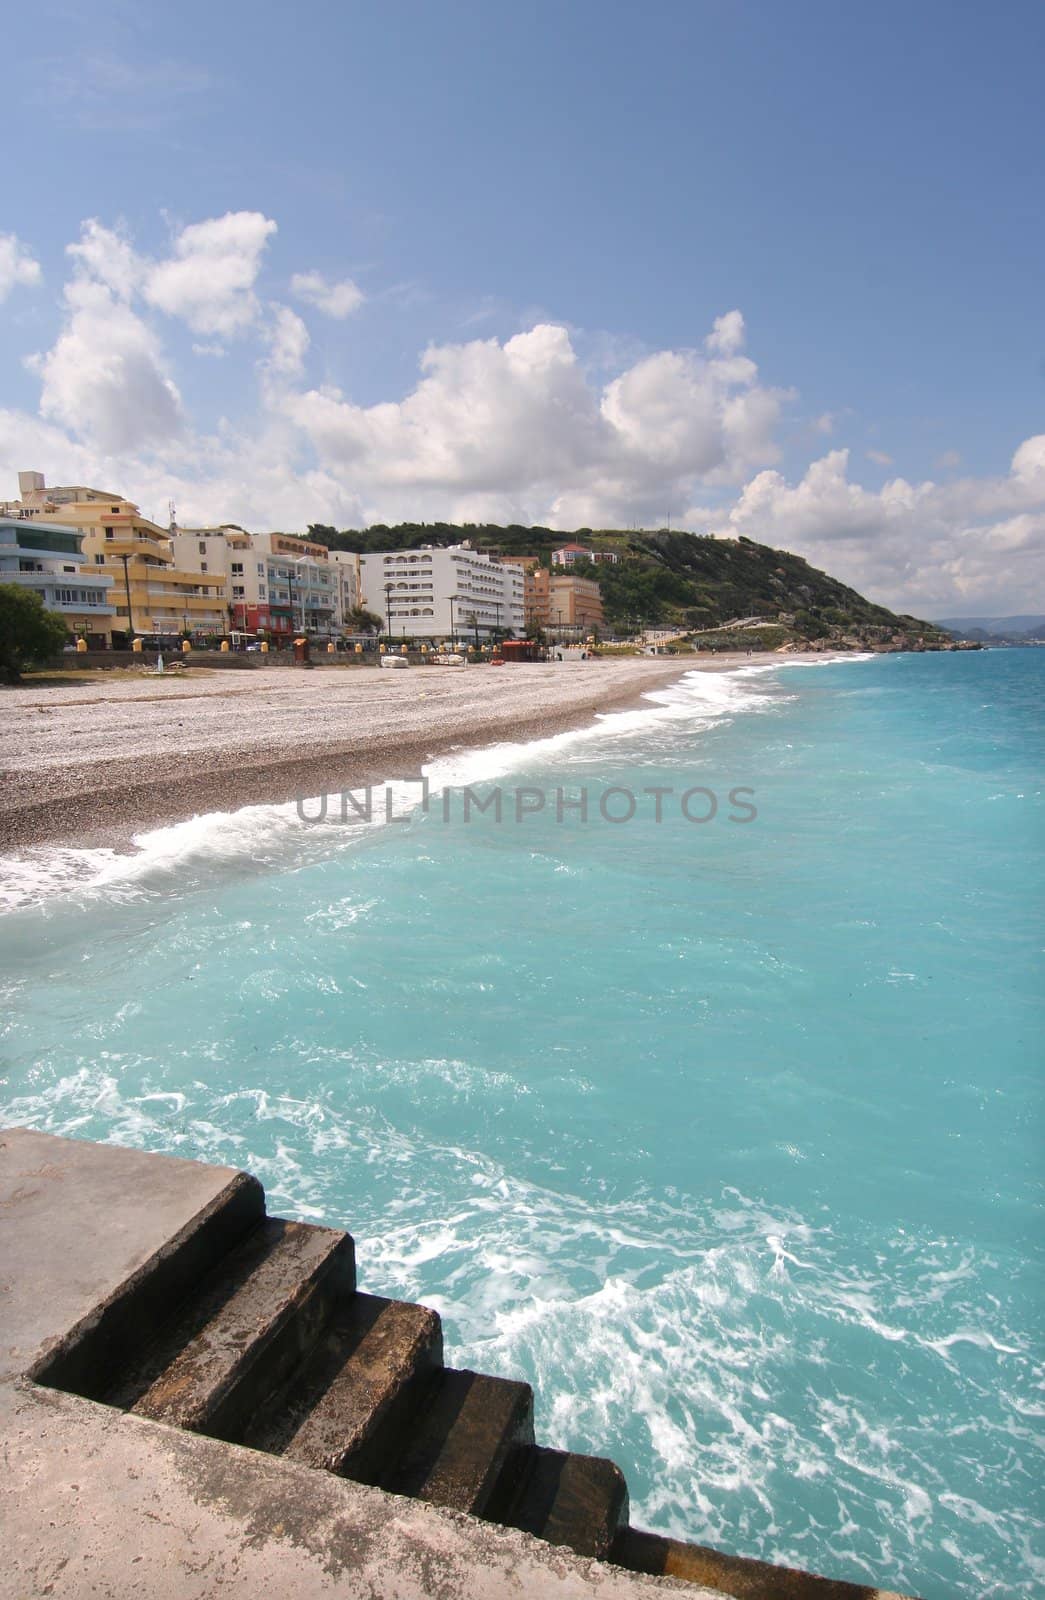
[168, 499, 177, 535]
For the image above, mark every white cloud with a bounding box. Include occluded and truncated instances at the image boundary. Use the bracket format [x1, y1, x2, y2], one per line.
[935, 448, 962, 470]
[1011, 436, 1044, 483]
[5, 210, 1044, 617]
[0, 233, 42, 301]
[705, 309, 745, 356]
[34, 278, 182, 455]
[67, 220, 144, 300]
[261, 305, 310, 380]
[866, 448, 894, 466]
[144, 212, 277, 337]
[290, 270, 364, 319]
[699, 436, 1045, 615]
[285, 318, 786, 528]
[813, 412, 836, 435]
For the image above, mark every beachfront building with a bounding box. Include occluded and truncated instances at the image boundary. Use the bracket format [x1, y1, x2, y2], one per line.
[328, 550, 361, 627]
[248, 533, 337, 635]
[497, 554, 541, 632]
[170, 526, 286, 642]
[358, 544, 524, 640]
[5, 475, 226, 639]
[551, 542, 620, 566]
[0, 515, 115, 645]
[493, 556, 605, 638]
[537, 570, 605, 637]
[170, 529, 355, 640]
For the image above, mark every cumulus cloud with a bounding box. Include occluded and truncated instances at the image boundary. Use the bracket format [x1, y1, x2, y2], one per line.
[16, 211, 282, 453]
[261, 305, 310, 381]
[34, 277, 182, 454]
[144, 212, 277, 337]
[699, 437, 1045, 615]
[5, 208, 1045, 615]
[290, 270, 364, 319]
[705, 309, 745, 356]
[0, 233, 42, 300]
[60, 212, 278, 339]
[284, 318, 787, 527]
[67, 219, 144, 300]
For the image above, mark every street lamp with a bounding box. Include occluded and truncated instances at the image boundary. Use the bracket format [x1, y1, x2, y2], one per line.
[448, 593, 459, 648]
[384, 582, 394, 640]
[286, 566, 297, 638]
[119, 552, 134, 640]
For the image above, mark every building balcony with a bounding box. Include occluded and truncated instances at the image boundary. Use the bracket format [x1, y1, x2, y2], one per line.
[6, 573, 116, 614]
[99, 535, 169, 559]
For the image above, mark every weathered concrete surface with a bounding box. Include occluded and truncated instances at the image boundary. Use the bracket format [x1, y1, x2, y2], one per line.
[3, 1385, 716, 1599]
[1, 1128, 711, 1599]
[0, 1126, 248, 1383]
[130, 1218, 353, 1434]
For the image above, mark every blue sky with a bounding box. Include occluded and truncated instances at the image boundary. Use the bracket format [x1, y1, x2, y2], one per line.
[2, 0, 1043, 613]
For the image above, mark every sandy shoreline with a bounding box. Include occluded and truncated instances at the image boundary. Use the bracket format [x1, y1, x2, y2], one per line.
[0, 654, 833, 853]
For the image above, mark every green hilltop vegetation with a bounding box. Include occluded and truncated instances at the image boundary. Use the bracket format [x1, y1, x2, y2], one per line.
[305, 522, 953, 652]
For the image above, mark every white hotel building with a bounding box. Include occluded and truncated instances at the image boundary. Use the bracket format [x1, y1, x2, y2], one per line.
[358, 545, 524, 640]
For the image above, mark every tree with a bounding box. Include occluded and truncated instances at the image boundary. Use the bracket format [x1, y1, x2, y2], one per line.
[0, 585, 70, 684]
[346, 606, 383, 633]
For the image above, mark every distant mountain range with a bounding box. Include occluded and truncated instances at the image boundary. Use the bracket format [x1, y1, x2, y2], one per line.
[935, 614, 1045, 642]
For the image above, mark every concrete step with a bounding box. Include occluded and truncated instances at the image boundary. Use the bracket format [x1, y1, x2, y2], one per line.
[243, 1292, 442, 1481]
[128, 1218, 354, 1440]
[380, 1367, 535, 1517]
[612, 1527, 908, 1599]
[501, 1446, 629, 1560]
[33, 1169, 265, 1402]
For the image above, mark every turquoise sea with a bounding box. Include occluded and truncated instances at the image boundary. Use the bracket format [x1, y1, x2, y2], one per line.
[1, 649, 1042, 1599]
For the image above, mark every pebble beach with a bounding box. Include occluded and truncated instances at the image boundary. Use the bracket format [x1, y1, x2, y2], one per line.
[0, 656, 718, 851]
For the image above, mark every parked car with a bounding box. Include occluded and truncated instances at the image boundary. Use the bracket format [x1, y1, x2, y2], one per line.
[379, 654, 410, 669]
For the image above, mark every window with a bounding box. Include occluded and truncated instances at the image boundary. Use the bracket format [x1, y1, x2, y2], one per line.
[198, 541, 206, 554]
[257, 563, 264, 575]
[200, 562, 207, 572]
[258, 586, 267, 599]
[63, 565, 76, 573]
[94, 554, 104, 565]
[231, 562, 244, 575]
[232, 586, 245, 598]
[105, 528, 114, 540]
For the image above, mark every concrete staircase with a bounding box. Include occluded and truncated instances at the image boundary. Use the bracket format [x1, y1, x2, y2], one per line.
[33, 1174, 913, 1599]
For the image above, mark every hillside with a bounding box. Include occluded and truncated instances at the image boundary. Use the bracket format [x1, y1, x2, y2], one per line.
[306, 522, 954, 651]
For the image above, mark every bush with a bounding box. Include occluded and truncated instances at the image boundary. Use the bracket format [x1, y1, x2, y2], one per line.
[0, 585, 70, 683]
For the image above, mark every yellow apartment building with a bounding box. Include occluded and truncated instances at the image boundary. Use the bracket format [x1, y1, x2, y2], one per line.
[5, 474, 227, 638]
